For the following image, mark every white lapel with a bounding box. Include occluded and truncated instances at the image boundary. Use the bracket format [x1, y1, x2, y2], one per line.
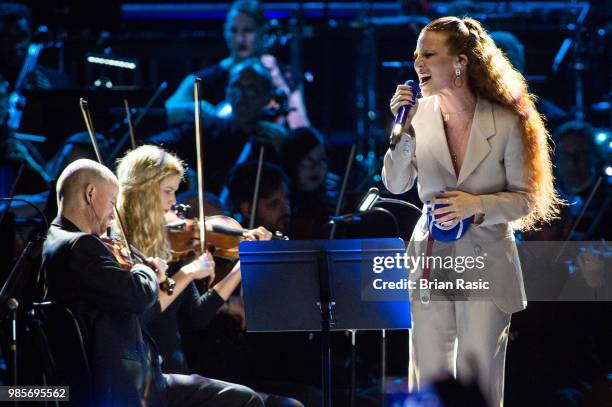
[457, 97, 496, 185]
[415, 96, 455, 178]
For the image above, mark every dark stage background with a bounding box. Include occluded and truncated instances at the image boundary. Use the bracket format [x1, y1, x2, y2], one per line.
[1, 1, 611, 406]
[13, 0, 612, 162]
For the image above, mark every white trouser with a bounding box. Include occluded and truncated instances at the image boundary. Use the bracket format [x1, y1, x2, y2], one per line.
[409, 300, 512, 407]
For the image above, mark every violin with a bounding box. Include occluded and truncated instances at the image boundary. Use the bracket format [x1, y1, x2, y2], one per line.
[165, 79, 287, 271]
[100, 232, 176, 295]
[165, 211, 245, 261]
[164, 205, 288, 262]
[100, 235, 148, 269]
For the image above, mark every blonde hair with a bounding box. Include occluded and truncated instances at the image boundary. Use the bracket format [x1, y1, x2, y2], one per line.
[423, 16, 563, 230]
[116, 145, 185, 259]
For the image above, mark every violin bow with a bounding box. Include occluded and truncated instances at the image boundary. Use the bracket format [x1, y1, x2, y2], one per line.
[79, 99, 102, 163]
[108, 81, 168, 162]
[249, 146, 265, 230]
[193, 78, 206, 254]
[329, 144, 356, 240]
[123, 99, 137, 149]
[241, 141, 266, 299]
[79, 98, 135, 258]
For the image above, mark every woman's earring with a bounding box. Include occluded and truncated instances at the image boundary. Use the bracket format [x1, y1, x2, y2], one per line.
[453, 67, 464, 88]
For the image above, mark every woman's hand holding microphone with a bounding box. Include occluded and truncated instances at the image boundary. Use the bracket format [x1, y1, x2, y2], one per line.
[390, 83, 418, 117]
[389, 81, 420, 150]
[389, 80, 420, 153]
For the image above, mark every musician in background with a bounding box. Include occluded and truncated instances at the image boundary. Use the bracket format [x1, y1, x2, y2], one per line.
[195, 159, 323, 406]
[0, 2, 69, 90]
[0, 2, 70, 196]
[551, 121, 610, 298]
[227, 161, 291, 236]
[279, 127, 339, 239]
[541, 120, 610, 403]
[165, 0, 309, 128]
[0, 74, 50, 195]
[149, 59, 288, 195]
[522, 121, 610, 245]
[513, 119, 611, 405]
[551, 120, 609, 239]
[490, 31, 568, 129]
[552, 120, 611, 404]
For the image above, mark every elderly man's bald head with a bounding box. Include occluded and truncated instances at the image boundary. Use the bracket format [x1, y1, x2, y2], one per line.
[56, 159, 118, 204]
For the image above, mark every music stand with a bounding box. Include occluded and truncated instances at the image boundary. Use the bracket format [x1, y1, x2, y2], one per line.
[239, 238, 411, 407]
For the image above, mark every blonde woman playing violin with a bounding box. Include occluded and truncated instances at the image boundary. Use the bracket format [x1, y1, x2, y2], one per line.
[114, 145, 306, 407]
[115, 145, 273, 373]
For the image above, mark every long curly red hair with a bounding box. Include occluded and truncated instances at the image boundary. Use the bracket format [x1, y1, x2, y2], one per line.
[423, 16, 562, 230]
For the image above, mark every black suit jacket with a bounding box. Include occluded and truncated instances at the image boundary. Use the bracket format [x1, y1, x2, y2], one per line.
[43, 216, 165, 406]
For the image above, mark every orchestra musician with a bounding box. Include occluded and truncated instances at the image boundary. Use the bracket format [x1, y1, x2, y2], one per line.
[227, 160, 291, 236]
[0, 2, 70, 196]
[149, 59, 289, 195]
[115, 145, 304, 407]
[165, 0, 309, 129]
[43, 158, 265, 406]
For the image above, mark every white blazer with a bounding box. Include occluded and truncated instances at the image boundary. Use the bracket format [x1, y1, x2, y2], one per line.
[382, 95, 533, 313]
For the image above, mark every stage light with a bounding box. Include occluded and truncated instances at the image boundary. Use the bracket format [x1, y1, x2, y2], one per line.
[605, 166, 612, 177]
[356, 187, 422, 214]
[93, 78, 113, 89]
[86, 55, 137, 70]
[216, 102, 232, 118]
[358, 188, 380, 212]
[595, 132, 608, 144]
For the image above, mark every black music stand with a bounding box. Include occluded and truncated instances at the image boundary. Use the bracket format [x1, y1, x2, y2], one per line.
[239, 238, 412, 407]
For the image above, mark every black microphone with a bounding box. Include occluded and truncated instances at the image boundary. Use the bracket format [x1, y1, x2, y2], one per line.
[389, 80, 421, 150]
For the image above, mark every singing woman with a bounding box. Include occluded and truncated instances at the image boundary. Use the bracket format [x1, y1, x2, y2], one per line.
[382, 17, 561, 407]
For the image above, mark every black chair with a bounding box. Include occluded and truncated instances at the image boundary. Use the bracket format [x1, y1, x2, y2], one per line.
[30, 302, 92, 406]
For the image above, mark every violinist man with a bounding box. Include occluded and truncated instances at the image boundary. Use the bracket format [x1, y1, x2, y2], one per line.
[43, 159, 265, 406]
